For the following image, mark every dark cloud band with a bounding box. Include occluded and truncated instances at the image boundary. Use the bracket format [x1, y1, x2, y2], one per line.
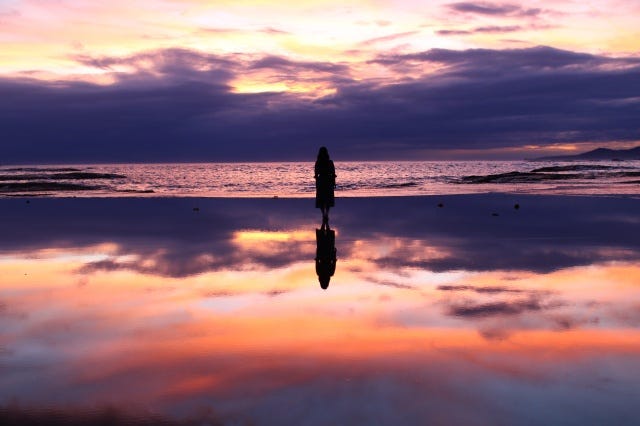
[2, 46, 639, 162]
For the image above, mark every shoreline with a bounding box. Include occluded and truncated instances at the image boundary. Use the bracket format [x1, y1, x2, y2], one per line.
[2, 191, 640, 200]
[2, 160, 639, 199]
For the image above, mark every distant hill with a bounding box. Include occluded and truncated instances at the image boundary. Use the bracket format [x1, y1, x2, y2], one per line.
[532, 146, 640, 161]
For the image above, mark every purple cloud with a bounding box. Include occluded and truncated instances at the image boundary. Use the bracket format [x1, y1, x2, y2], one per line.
[437, 29, 473, 36]
[371, 45, 611, 69]
[250, 55, 349, 74]
[447, 2, 541, 17]
[474, 25, 522, 32]
[447, 296, 563, 318]
[437, 285, 526, 294]
[2, 46, 640, 163]
[437, 25, 522, 36]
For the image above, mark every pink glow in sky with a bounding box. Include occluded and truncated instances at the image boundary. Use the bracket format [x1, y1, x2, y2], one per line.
[2, 1, 639, 161]
[2, 0, 638, 88]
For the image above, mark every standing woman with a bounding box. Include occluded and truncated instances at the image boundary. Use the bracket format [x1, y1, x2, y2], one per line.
[314, 146, 336, 221]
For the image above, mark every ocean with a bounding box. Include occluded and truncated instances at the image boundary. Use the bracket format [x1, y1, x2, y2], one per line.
[1, 160, 640, 197]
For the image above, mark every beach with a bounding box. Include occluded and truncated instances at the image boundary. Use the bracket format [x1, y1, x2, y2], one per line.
[1, 194, 640, 425]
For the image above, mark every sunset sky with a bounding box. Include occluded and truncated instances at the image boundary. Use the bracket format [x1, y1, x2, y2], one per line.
[2, 0, 640, 162]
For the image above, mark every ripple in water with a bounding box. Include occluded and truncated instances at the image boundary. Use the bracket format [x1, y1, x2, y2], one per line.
[1, 160, 639, 197]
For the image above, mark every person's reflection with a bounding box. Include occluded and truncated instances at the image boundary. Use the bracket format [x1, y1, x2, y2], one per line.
[315, 218, 337, 289]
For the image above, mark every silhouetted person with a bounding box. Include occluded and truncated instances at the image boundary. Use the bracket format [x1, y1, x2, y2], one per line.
[315, 220, 336, 289]
[315, 147, 336, 222]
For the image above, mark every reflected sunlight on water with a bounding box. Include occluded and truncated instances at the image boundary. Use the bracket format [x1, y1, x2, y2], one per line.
[2, 160, 640, 197]
[1, 196, 640, 425]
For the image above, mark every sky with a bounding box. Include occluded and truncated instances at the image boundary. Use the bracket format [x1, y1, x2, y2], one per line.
[1, 0, 640, 162]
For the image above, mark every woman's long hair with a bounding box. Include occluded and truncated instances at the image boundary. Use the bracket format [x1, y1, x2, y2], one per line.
[317, 146, 330, 162]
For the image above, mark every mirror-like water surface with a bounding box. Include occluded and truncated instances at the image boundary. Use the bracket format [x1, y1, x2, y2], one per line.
[1, 195, 639, 425]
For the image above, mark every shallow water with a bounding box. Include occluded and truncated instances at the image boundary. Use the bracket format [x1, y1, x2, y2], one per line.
[2, 160, 640, 197]
[1, 196, 640, 425]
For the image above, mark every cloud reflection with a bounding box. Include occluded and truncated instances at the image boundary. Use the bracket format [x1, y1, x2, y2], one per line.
[2, 195, 640, 277]
[447, 295, 563, 317]
[2, 196, 640, 424]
